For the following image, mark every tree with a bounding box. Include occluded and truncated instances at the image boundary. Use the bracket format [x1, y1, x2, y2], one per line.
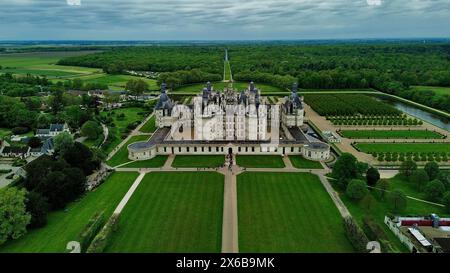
[366, 167, 380, 186]
[375, 179, 390, 200]
[346, 179, 369, 200]
[53, 132, 74, 157]
[62, 142, 100, 175]
[442, 192, 450, 213]
[437, 172, 450, 191]
[26, 191, 49, 229]
[409, 169, 429, 192]
[387, 190, 407, 213]
[361, 194, 376, 211]
[399, 160, 417, 177]
[424, 161, 440, 181]
[28, 137, 42, 148]
[81, 121, 102, 140]
[332, 153, 361, 189]
[424, 179, 446, 201]
[50, 89, 64, 115]
[0, 187, 31, 245]
[126, 79, 148, 98]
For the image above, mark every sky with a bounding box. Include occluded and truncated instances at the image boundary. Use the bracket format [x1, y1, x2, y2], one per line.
[0, 0, 449, 40]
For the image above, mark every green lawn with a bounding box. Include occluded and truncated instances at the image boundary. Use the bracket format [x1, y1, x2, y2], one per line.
[0, 172, 138, 253]
[411, 86, 450, 97]
[72, 74, 158, 90]
[341, 130, 443, 139]
[121, 155, 168, 168]
[356, 143, 450, 154]
[106, 135, 150, 167]
[139, 115, 156, 133]
[289, 155, 323, 169]
[236, 155, 285, 168]
[171, 155, 225, 168]
[105, 172, 224, 253]
[224, 61, 232, 81]
[238, 172, 353, 253]
[173, 81, 286, 93]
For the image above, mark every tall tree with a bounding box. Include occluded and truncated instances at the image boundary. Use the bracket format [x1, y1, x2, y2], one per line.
[410, 169, 429, 192]
[424, 161, 440, 181]
[387, 190, 407, 213]
[399, 160, 417, 178]
[0, 187, 31, 245]
[366, 167, 380, 187]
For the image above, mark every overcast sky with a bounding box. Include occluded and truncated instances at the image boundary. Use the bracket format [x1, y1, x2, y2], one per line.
[0, 0, 449, 40]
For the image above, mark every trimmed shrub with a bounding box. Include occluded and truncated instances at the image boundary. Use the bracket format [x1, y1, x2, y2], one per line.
[86, 214, 120, 253]
[344, 217, 369, 253]
[77, 211, 106, 253]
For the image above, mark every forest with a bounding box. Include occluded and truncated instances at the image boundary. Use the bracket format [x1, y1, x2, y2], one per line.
[57, 43, 450, 112]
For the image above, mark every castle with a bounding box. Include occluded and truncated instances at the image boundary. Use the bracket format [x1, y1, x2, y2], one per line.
[128, 82, 330, 162]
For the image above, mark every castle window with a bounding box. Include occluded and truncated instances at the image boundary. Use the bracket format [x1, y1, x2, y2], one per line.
[194, 147, 197, 152]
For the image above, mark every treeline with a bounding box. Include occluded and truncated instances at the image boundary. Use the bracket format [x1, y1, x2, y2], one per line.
[58, 46, 224, 75]
[233, 71, 295, 90]
[228, 44, 450, 112]
[158, 69, 222, 89]
[0, 73, 55, 97]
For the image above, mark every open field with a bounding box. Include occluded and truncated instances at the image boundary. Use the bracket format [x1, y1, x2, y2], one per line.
[236, 155, 285, 168]
[340, 130, 443, 139]
[0, 52, 101, 78]
[0, 172, 138, 253]
[173, 81, 286, 93]
[64, 74, 158, 91]
[105, 172, 224, 253]
[411, 86, 450, 97]
[237, 172, 353, 252]
[139, 116, 156, 133]
[171, 155, 225, 168]
[106, 135, 150, 167]
[121, 155, 168, 168]
[355, 143, 450, 154]
[289, 155, 323, 169]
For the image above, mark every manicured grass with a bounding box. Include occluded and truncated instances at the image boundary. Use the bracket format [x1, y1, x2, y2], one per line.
[340, 130, 443, 139]
[171, 155, 225, 168]
[355, 143, 450, 154]
[224, 61, 232, 81]
[0, 172, 139, 253]
[106, 135, 150, 167]
[412, 86, 450, 97]
[121, 155, 168, 168]
[173, 81, 286, 93]
[238, 172, 353, 252]
[105, 172, 224, 253]
[139, 115, 156, 133]
[101, 107, 146, 132]
[289, 155, 323, 169]
[236, 155, 285, 168]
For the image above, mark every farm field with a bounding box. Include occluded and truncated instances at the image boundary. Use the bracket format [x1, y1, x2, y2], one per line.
[105, 172, 224, 253]
[289, 155, 323, 169]
[0, 172, 138, 253]
[173, 81, 286, 93]
[340, 130, 443, 139]
[411, 86, 450, 97]
[171, 155, 225, 168]
[237, 172, 353, 252]
[121, 155, 168, 168]
[139, 115, 156, 133]
[355, 143, 450, 154]
[0, 51, 101, 78]
[106, 135, 150, 167]
[236, 155, 285, 168]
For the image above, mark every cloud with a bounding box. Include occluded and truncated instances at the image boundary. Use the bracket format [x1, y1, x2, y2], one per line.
[67, 0, 81, 6]
[367, 0, 382, 6]
[0, 0, 449, 39]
